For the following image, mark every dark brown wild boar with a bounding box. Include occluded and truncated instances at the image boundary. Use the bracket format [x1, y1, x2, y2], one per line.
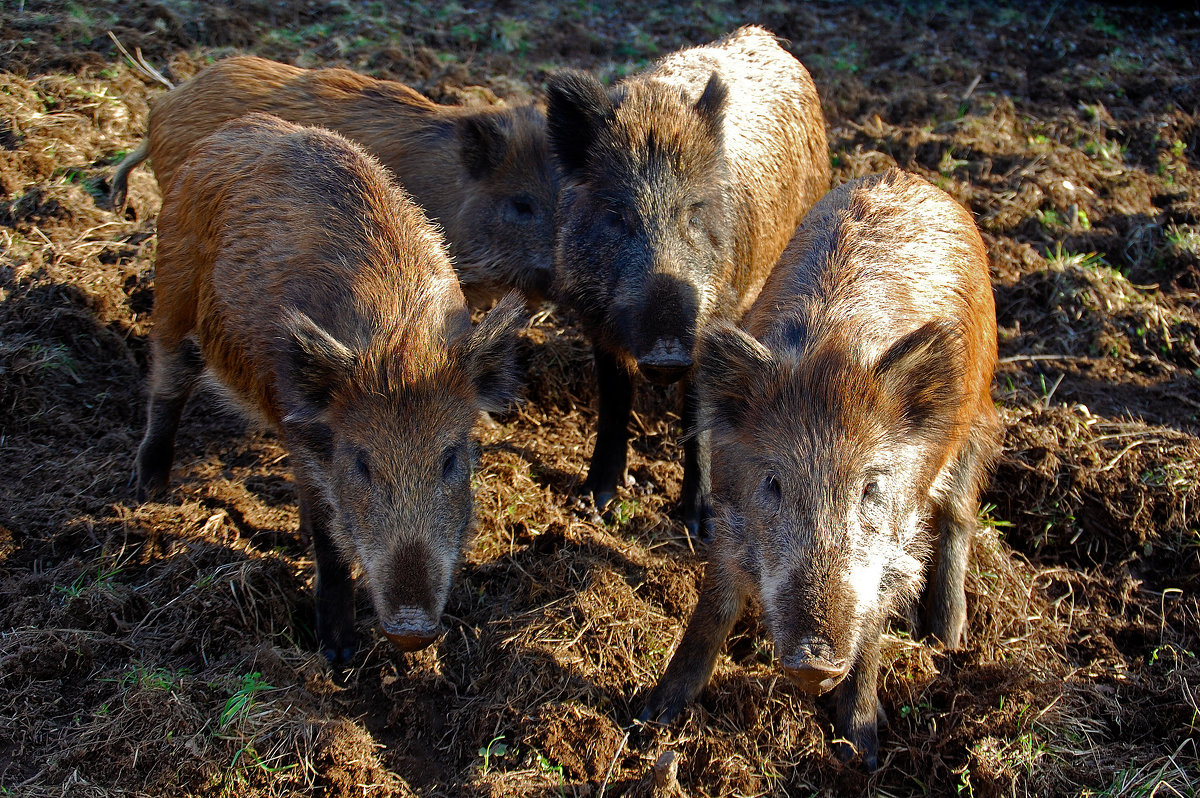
[545, 26, 829, 537]
[640, 168, 1001, 769]
[134, 113, 524, 663]
[111, 56, 558, 305]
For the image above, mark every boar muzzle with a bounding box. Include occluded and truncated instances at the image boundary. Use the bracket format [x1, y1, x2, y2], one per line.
[782, 638, 849, 694]
[636, 337, 693, 385]
[381, 608, 439, 652]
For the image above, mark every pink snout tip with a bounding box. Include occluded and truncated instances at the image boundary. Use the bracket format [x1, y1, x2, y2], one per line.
[382, 630, 436, 652]
[783, 658, 849, 695]
[381, 609, 439, 652]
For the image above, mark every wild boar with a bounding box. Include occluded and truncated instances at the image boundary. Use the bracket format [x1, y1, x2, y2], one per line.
[639, 168, 1001, 769]
[545, 26, 829, 536]
[134, 113, 524, 663]
[111, 56, 559, 305]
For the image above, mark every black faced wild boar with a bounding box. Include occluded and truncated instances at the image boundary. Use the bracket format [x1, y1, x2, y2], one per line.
[545, 26, 830, 537]
[640, 168, 1002, 769]
[134, 113, 524, 663]
[111, 56, 559, 305]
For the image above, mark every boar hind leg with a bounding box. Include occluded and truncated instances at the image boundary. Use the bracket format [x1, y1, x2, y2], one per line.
[835, 613, 884, 770]
[923, 421, 997, 648]
[640, 563, 743, 724]
[135, 337, 203, 501]
[680, 379, 713, 540]
[299, 476, 356, 665]
[582, 345, 633, 514]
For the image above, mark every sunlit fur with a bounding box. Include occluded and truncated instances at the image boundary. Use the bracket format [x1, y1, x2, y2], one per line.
[111, 56, 559, 306]
[137, 114, 523, 656]
[644, 169, 1001, 768]
[549, 25, 829, 364]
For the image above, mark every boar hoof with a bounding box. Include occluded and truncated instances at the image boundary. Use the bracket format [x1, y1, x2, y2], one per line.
[834, 733, 879, 772]
[134, 471, 169, 503]
[322, 645, 357, 666]
[638, 687, 686, 726]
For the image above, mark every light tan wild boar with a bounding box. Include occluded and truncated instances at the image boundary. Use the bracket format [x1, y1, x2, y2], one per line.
[111, 56, 559, 305]
[641, 168, 1001, 769]
[134, 113, 525, 664]
[545, 26, 830, 536]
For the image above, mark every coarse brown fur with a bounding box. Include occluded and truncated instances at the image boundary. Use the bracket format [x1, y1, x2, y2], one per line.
[545, 26, 830, 535]
[111, 56, 559, 305]
[641, 168, 1002, 769]
[134, 113, 524, 663]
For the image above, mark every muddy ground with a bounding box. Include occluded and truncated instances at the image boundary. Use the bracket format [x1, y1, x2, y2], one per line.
[1, 1, 1198, 795]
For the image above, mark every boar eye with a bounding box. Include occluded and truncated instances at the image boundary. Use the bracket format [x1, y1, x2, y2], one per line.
[687, 202, 705, 229]
[441, 445, 462, 481]
[760, 474, 782, 508]
[509, 195, 535, 220]
[600, 209, 624, 232]
[862, 477, 881, 504]
[354, 450, 371, 482]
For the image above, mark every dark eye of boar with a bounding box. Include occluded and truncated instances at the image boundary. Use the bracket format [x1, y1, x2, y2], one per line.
[441, 445, 463, 482]
[507, 195, 535, 221]
[354, 450, 371, 482]
[687, 202, 704, 229]
[759, 473, 782, 511]
[600, 209, 624, 233]
[861, 473, 884, 505]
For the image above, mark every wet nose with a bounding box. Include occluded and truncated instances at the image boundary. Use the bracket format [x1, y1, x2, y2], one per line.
[782, 638, 849, 694]
[636, 338, 693, 385]
[381, 608, 438, 652]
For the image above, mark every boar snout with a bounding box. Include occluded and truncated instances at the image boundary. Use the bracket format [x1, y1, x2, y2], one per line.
[781, 638, 849, 694]
[636, 337, 694, 385]
[381, 607, 440, 652]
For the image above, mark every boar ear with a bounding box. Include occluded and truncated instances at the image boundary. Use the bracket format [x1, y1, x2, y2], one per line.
[698, 320, 773, 430]
[546, 70, 613, 176]
[459, 291, 527, 414]
[281, 311, 356, 414]
[694, 71, 728, 144]
[874, 320, 964, 436]
[458, 113, 509, 180]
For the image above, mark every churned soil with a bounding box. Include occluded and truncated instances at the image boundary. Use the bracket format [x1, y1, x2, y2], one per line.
[1, 1, 1197, 796]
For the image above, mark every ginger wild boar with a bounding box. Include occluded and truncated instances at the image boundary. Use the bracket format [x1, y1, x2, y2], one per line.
[134, 113, 525, 663]
[641, 169, 1002, 769]
[111, 56, 558, 305]
[545, 26, 829, 536]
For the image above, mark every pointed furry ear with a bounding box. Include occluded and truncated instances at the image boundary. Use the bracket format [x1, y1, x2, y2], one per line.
[458, 291, 527, 414]
[281, 311, 355, 414]
[694, 71, 728, 144]
[458, 112, 509, 180]
[697, 320, 773, 430]
[874, 320, 964, 437]
[545, 70, 614, 176]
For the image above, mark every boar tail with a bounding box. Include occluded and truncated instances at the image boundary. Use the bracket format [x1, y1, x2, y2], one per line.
[110, 139, 150, 209]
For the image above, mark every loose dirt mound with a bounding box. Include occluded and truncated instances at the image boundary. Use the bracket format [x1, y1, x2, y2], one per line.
[2, 2, 1197, 796]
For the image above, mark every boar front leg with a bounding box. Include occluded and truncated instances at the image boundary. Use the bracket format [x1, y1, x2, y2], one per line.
[583, 345, 633, 514]
[834, 612, 885, 770]
[640, 562, 744, 724]
[679, 377, 713, 540]
[135, 337, 203, 501]
[298, 472, 356, 665]
[923, 425, 994, 648]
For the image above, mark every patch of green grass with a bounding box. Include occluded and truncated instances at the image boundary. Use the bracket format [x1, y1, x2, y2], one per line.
[54, 561, 122, 600]
[607, 498, 638, 525]
[478, 734, 510, 774]
[537, 752, 566, 796]
[1035, 207, 1064, 230]
[1090, 9, 1124, 38]
[119, 662, 188, 692]
[219, 671, 273, 729]
[938, 148, 968, 176]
